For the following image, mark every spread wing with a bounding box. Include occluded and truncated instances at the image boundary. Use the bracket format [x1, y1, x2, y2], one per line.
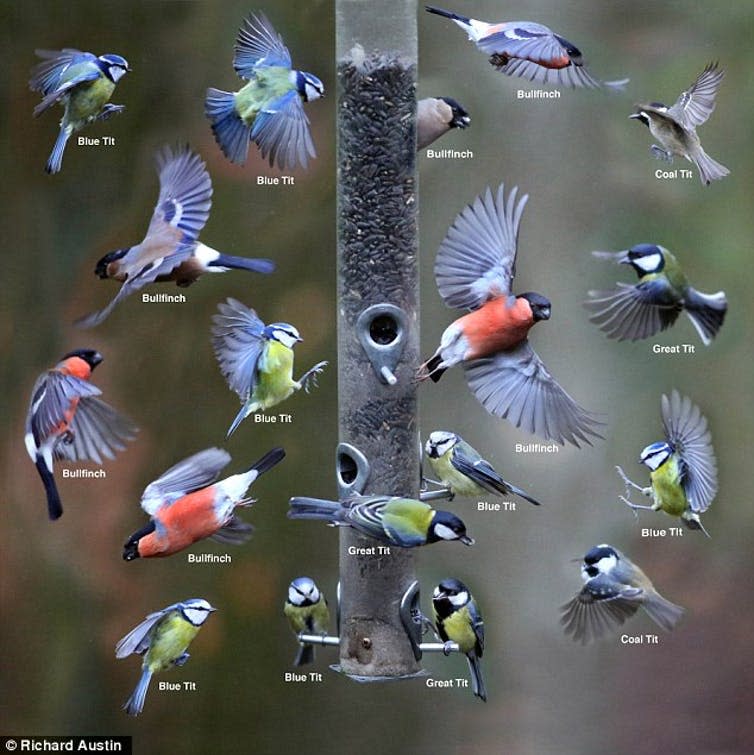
[26, 371, 101, 448]
[463, 341, 603, 447]
[251, 89, 316, 171]
[115, 604, 179, 657]
[233, 12, 292, 78]
[140, 448, 231, 515]
[560, 576, 643, 644]
[30, 48, 88, 94]
[211, 298, 266, 400]
[668, 62, 724, 130]
[662, 390, 717, 513]
[435, 184, 527, 311]
[54, 396, 137, 464]
[585, 280, 682, 341]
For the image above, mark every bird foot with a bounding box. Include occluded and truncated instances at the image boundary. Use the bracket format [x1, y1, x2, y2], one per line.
[299, 361, 328, 393]
[650, 145, 673, 163]
[97, 103, 125, 121]
[174, 652, 190, 667]
[442, 641, 454, 657]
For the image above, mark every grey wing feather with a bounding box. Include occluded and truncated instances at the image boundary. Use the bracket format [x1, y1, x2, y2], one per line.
[585, 280, 682, 341]
[491, 57, 603, 89]
[468, 599, 485, 656]
[451, 446, 508, 496]
[27, 371, 101, 446]
[141, 448, 231, 515]
[54, 396, 137, 464]
[668, 62, 724, 130]
[662, 391, 717, 512]
[251, 90, 315, 171]
[211, 298, 266, 400]
[210, 515, 254, 545]
[347, 497, 392, 542]
[115, 605, 178, 657]
[435, 184, 527, 310]
[30, 49, 85, 94]
[463, 342, 603, 446]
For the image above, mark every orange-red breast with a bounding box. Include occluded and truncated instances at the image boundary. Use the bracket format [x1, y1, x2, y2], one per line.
[123, 447, 285, 559]
[24, 349, 137, 520]
[417, 184, 602, 447]
[75, 145, 274, 329]
[425, 6, 628, 90]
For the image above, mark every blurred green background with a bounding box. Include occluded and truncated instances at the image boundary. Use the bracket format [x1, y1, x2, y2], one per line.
[2, 1, 752, 754]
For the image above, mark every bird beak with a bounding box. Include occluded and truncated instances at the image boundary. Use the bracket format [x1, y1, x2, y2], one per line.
[460, 535, 475, 546]
[618, 253, 631, 265]
[208, 605, 218, 613]
[628, 113, 642, 120]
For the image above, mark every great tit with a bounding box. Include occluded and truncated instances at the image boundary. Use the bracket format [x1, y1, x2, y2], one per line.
[629, 62, 729, 185]
[432, 578, 486, 702]
[116, 598, 216, 716]
[425, 431, 541, 505]
[76, 145, 274, 328]
[287, 495, 474, 548]
[211, 297, 327, 437]
[425, 6, 627, 90]
[417, 97, 470, 150]
[585, 244, 727, 344]
[206, 12, 324, 169]
[284, 577, 331, 666]
[617, 390, 717, 537]
[123, 446, 285, 560]
[30, 48, 130, 173]
[25, 349, 137, 520]
[416, 183, 602, 447]
[561, 544, 684, 644]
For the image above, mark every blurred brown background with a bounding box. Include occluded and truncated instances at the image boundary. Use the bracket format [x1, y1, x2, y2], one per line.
[1, 1, 752, 754]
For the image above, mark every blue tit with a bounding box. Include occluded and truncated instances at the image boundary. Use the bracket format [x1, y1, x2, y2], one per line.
[561, 544, 684, 644]
[76, 145, 275, 328]
[617, 391, 717, 537]
[115, 598, 216, 716]
[206, 12, 324, 170]
[630, 62, 729, 185]
[425, 6, 628, 90]
[432, 578, 486, 702]
[287, 495, 474, 548]
[416, 183, 602, 446]
[283, 577, 331, 667]
[425, 431, 541, 505]
[29, 49, 130, 174]
[417, 97, 470, 151]
[585, 244, 727, 344]
[211, 297, 327, 437]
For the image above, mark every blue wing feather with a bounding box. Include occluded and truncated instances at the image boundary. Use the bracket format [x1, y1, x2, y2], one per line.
[233, 12, 292, 77]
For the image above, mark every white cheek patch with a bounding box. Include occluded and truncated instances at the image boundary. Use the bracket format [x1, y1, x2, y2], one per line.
[183, 607, 210, 626]
[596, 554, 618, 575]
[110, 66, 127, 82]
[288, 586, 303, 604]
[448, 590, 469, 608]
[633, 253, 662, 273]
[434, 523, 460, 541]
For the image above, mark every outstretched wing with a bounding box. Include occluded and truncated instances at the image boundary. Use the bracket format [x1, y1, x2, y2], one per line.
[211, 298, 266, 400]
[233, 12, 292, 78]
[115, 604, 179, 657]
[435, 184, 528, 311]
[463, 341, 603, 447]
[662, 390, 717, 512]
[140, 448, 231, 515]
[668, 62, 724, 130]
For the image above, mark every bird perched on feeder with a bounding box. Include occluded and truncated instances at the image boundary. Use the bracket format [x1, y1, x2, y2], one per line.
[585, 243, 727, 344]
[416, 183, 602, 447]
[288, 495, 474, 548]
[629, 62, 729, 185]
[417, 97, 470, 150]
[122, 446, 285, 560]
[211, 297, 327, 437]
[29, 48, 130, 173]
[616, 390, 717, 537]
[284, 577, 331, 667]
[76, 145, 275, 329]
[206, 11, 324, 169]
[425, 431, 541, 505]
[25, 349, 137, 520]
[561, 544, 684, 644]
[424, 6, 628, 90]
[432, 578, 486, 702]
[116, 598, 216, 716]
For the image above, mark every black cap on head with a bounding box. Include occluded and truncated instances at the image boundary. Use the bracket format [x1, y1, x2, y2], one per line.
[61, 349, 103, 370]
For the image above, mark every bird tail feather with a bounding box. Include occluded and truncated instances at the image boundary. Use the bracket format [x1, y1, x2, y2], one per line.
[46, 126, 71, 174]
[294, 643, 315, 667]
[212, 253, 276, 275]
[287, 497, 343, 522]
[205, 88, 251, 165]
[226, 404, 251, 438]
[467, 655, 487, 702]
[643, 593, 684, 632]
[425, 5, 471, 25]
[36, 455, 62, 520]
[694, 147, 730, 186]
[123, 669, 152, 716]
[684, 288, 727, 345]
[247, 447, 286, 476]
[506, 481, 542, 506]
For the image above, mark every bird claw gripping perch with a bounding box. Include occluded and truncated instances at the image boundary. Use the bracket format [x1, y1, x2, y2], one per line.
[651, 145, 674, 163]
[300, 361, 328, 393]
